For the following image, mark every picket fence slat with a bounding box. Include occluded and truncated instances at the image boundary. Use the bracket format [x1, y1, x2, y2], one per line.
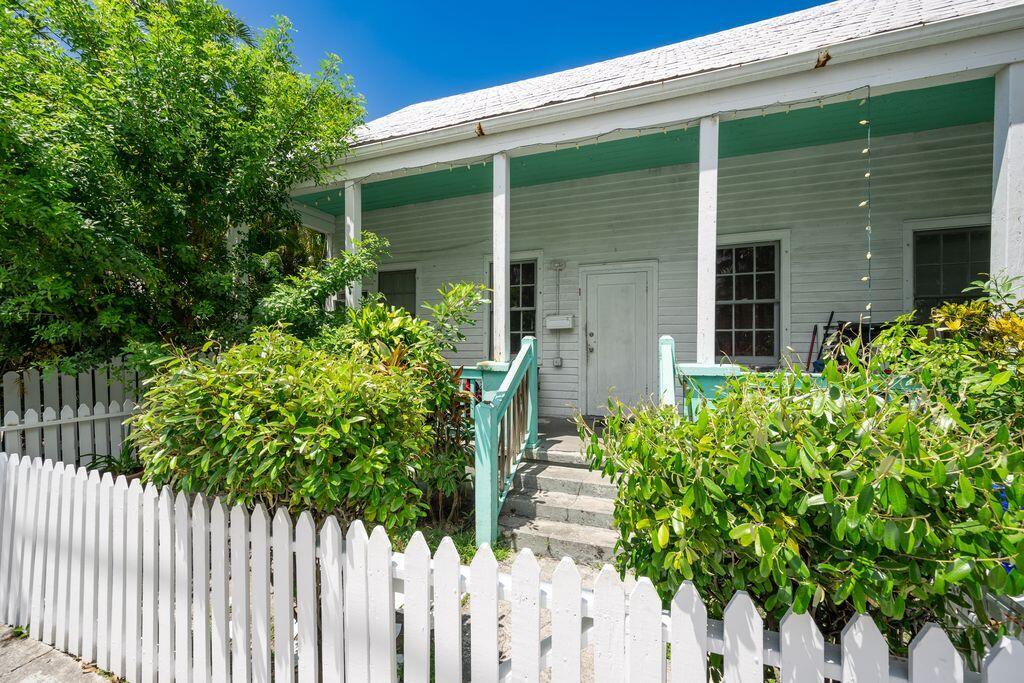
[295, 511, 319, 683]
[434, 536, 463, 683]
[594, 565, 625, 683]
[320, 516, 345, 683]
[192, 494, 212, 683]
[210, 499, 230, 682]
[470, 543, 499, 683]
[272, 508, 295, 683]
[174, 493, 193, 683]
[141, 484, 159, 683]
[230, 504, 251, 683]
[344, 520, 370, 680]
[0, 452, 1017, 683]
[251, 504, 272, 683]
[552, 557, 582, 682]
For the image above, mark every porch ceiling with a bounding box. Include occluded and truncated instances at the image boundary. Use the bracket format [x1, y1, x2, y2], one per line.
[295, 78, 994, 217]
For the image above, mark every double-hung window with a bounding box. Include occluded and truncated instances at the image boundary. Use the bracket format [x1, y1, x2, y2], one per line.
[715, 242, 779, 365]
[912, 227, 989, 318]
[377, 269, 417, 314]
[489, 259, 538, 356]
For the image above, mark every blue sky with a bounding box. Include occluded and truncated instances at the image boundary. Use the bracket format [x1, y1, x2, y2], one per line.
[221, 1, 824, 120]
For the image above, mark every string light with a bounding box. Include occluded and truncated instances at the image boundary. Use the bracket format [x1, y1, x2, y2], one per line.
[861, 87, 875, 331]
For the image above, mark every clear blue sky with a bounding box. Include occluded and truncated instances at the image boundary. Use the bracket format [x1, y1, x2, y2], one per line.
[221, 0, 824, 120]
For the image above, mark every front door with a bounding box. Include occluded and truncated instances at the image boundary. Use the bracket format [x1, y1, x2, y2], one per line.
[582, 265, 653, 415]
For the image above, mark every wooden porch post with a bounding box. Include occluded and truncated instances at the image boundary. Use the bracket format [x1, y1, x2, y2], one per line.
[992, 62, 1024, 296]
[492, 152, 511, 362]
[696, 116, 720, 365]
[344, 180, 363, 308]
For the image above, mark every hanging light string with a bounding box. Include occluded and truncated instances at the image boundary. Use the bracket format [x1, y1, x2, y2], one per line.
[859, 88, 874, 345]
[305, 84, 880, 207]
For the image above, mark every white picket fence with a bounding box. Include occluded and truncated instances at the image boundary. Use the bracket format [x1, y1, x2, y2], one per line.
[1, 359, 141, 416]
[0, 451, 1020, 682]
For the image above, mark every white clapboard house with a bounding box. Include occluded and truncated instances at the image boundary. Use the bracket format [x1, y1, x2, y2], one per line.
[293, 0, 1024, 422]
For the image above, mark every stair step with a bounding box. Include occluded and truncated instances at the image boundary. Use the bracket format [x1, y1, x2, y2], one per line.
[499, 516, 618, 564]
[527, 448, 588, 467]
[512, 462, 617, 500]
[503, 489, 615, 528]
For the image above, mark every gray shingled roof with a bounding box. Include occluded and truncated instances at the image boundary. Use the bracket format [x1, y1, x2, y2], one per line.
[356, 0, 1022, 145]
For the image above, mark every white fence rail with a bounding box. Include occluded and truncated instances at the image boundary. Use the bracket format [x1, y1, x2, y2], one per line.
[0, 452, 1020, 682]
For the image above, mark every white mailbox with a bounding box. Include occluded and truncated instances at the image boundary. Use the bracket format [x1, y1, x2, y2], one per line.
[544, 314, 575, 330]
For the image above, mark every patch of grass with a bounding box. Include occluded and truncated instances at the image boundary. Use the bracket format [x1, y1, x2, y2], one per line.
[392, 522, 512, 564]
[9, 625, 27, 639]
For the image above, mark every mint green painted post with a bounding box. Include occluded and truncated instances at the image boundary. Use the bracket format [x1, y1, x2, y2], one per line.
[473, 400, 498, 546]
[523, 337, 539, 449]
[658, 335, 677, 406]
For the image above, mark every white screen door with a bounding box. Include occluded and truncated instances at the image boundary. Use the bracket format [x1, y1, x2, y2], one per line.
[582, 266, 653, 415]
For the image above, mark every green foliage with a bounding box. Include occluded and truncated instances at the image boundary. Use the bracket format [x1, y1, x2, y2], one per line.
[86, 443, 142, 477]
[585, 282, 1024, 657]
[0, 0, 363, 372]
[130, 327, 433, 532]
[255, 233, 389, 339]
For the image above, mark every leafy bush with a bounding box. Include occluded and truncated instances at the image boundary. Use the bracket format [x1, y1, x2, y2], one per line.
[585, 281, 1023, 657]
[130, 327, 433, 531]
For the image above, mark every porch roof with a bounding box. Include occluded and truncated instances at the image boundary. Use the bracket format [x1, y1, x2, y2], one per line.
[354, 0, 1020, 147]
[295, 78, 994, 216]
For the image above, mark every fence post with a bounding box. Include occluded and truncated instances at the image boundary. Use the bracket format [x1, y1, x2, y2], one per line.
[474, 401, 498, 547]
[524, 337, 539, 450]
[659, 335, 677, 406]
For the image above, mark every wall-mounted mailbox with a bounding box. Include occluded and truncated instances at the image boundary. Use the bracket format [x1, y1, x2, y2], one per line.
[544, 314, 575, 330]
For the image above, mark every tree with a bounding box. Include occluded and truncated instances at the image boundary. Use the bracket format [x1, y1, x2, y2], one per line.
[0, 0, 363, 371]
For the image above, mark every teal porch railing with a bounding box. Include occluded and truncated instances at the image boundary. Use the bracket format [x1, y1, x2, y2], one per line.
[658, 335, 744, 412]
[468, 337, 539, 546]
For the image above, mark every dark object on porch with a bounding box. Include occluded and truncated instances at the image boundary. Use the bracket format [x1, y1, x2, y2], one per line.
[812, 316, 891, 372]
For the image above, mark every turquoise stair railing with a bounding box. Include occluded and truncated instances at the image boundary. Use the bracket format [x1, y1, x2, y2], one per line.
[472, 337, 539, 546]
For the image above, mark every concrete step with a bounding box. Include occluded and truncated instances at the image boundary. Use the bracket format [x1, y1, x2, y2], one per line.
[503, 489, 615, 528]
[527, 448, 589, 467]
[499, 515, 618, 564]
[512, 462, 617, 500]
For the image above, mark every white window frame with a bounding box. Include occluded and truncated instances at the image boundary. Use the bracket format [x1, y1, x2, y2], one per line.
[372, 261, 421, 315]
[902, 214, 990, 314]
[716, 229, 791, 365]
[483, 249, 544, 363]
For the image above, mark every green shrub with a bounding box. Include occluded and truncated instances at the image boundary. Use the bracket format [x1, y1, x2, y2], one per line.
[130, 326, 433, 531]
[585, 283, 1023, 658]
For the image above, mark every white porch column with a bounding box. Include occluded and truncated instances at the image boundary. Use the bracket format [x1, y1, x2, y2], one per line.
[344, 180, 363, 308]
[492, 152, 511, 362]
[992, 62, 1024, 296]
[695, 115, 720, 365]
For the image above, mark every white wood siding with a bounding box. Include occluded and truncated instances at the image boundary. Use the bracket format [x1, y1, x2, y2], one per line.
[365, 123, 993, 417]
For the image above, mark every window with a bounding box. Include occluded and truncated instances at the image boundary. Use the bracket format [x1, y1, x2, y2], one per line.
[377, 269, 417, 314]
[913, 227, 989, 318]
[715, 242, 779, 364]
[489, 259, 538, 356]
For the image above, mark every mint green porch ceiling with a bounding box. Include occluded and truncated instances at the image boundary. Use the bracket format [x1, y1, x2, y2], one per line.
[296, 78, 994, 216]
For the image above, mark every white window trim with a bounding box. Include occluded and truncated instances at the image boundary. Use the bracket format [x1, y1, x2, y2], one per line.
[483, 249, 544, 363]
[372, 261, 421, 314]
[717, 229, 791, 363]
[902, 214, 990, 314]
[577, 259, 659, 414]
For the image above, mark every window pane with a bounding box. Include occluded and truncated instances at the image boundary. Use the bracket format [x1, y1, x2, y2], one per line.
[735, 331, 753, 356]
[510, 287, 521, 308]
[734, 304, 753, 329]
[755, 303, 774, 329]
[716, 304, 732, 329]
[755, 245, 775, 272]
[756, 273, 775, 300]
[735, 247, 754, 273]
[943, 263, 971, 296]
[520, 262, 535, 285]
[971, 231, 990, 265]
[520, 286, 535, 308]
[510, 334, 521, 354]
[915, 264, 941, 296]
[716, 275, 733, 300]
[378, 269, 417, 314]
[735, 274, 754, 300]
[511, 263, 521, 285]
[915, 234, 941, 265]
[755, 331, 775, 357]
[511, 310, 521, 331]
[716, 249, 734, 275]
[716, 331, 733, 357]
[943, 232, 969, 264]
[521, 310, 535, 333]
